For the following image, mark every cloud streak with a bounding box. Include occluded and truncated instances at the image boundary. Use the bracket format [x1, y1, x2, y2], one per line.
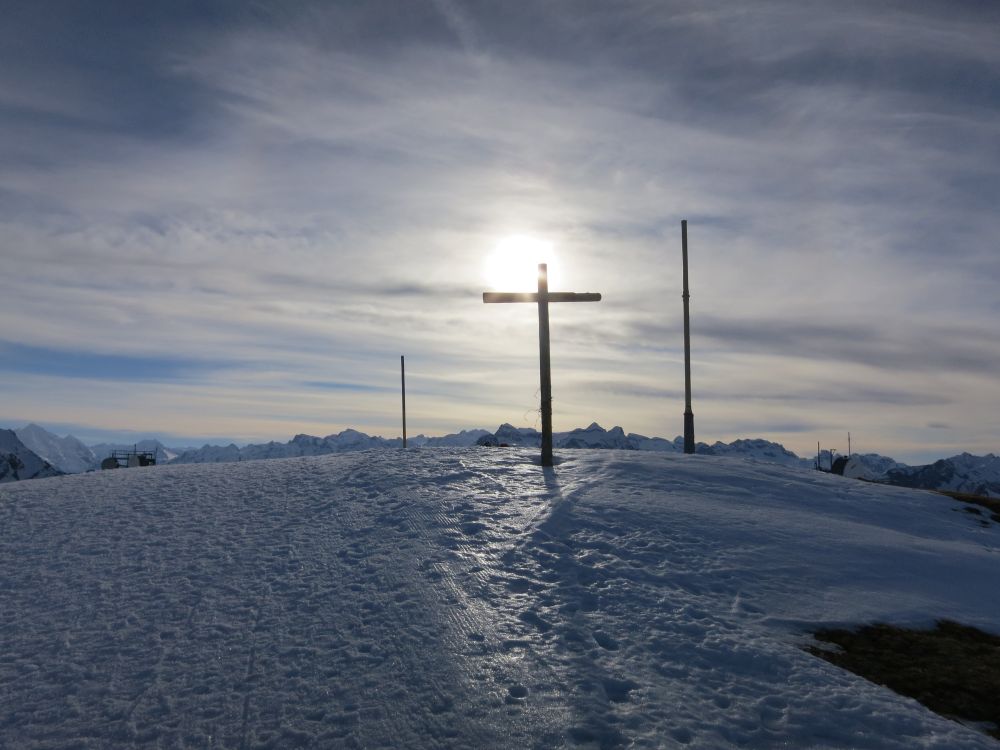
[1, 1, 997, 462]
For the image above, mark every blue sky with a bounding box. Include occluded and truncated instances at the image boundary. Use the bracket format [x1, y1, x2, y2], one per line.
[2, 0, 998, 463]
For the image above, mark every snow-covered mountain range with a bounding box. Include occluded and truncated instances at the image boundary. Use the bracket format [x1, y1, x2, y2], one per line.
[16, 422, 97, 474]
[12, 424, 188, 474]
[475, 425, 911, 478]
[3, 422, 997, 497]
[479, 423, 816, 466]
[886, 453, 1000, 499]
[170, 428, 491, 464]
[3, 448, 999, 747]
[0, 428, 61, 482]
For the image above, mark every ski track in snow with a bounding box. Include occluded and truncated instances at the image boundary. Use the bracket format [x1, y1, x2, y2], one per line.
[1, 449, 999, 749]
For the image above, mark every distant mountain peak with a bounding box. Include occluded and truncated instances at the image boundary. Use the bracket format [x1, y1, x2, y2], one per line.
[14, 423, 96, 474]
[1, 428, 62, 482]
[887, 453, 1000, 498]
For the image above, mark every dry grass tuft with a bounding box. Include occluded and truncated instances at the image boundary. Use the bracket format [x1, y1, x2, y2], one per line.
[809, 620, 1000, 740]
[934, 490, 1000, 524]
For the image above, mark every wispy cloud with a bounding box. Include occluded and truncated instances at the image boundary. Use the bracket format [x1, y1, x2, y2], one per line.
[0, 341, 225, 382]
[1, 1, 997, 462]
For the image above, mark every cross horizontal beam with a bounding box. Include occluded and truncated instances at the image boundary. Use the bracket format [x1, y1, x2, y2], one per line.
[483, 292, 602, 303]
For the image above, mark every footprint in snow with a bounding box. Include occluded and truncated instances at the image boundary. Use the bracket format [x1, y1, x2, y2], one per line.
[519, 610, 552, 633]
[602, 677, 639, 703]
[460, 521, 487, 535]
[507, 577, 532, 593]
[501, 639, 531, 652]
[593, 630, 619, 651]
[506, 684, 529, 704]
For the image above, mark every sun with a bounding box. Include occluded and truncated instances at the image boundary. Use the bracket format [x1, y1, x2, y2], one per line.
[484, 235, 559, 291]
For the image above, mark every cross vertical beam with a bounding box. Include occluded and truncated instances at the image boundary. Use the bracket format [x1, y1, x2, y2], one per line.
[483, 263, 601, 467]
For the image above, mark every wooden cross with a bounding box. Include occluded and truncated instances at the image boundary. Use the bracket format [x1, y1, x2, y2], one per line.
[483, 263, 602, 466]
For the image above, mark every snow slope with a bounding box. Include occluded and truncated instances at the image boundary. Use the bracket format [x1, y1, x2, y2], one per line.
[2, 450, 999, 748]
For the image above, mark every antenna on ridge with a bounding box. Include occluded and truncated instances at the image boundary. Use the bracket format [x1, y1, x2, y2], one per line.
[682, 220, 696, 454]
[401, 355, 407, 449]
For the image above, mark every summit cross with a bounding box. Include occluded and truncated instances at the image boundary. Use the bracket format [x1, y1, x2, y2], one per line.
[483, 263, 602, 466]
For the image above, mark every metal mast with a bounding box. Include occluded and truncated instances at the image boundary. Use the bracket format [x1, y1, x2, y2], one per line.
[682, 220, 696, 454]
[401, 355, 407, 449]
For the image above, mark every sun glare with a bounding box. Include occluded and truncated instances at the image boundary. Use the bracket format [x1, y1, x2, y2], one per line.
[484, 235, 559, 291]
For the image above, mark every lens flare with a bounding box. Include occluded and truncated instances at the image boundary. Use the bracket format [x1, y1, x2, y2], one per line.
[484, 235, 558, 290]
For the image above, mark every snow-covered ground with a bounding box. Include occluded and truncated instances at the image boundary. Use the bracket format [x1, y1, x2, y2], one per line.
[1, 449, 998, 748]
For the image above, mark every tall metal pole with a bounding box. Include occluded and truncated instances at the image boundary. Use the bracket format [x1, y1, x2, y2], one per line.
[537, 264, 554, 466]
[682, 220, 696, 454]
[400, 355, 407, 449]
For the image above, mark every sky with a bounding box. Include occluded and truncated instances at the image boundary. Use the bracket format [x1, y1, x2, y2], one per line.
[1, 0, 998, 464]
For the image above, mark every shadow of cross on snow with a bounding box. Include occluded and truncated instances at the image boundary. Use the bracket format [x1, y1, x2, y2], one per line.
[486, 461, 639, 747]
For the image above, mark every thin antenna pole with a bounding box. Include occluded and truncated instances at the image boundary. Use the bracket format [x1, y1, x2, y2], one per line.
[848, 432, 852, 456]
[401, 355, 407, 449]
[538, 264, 554, 466]
[682, 220, 695, 454]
